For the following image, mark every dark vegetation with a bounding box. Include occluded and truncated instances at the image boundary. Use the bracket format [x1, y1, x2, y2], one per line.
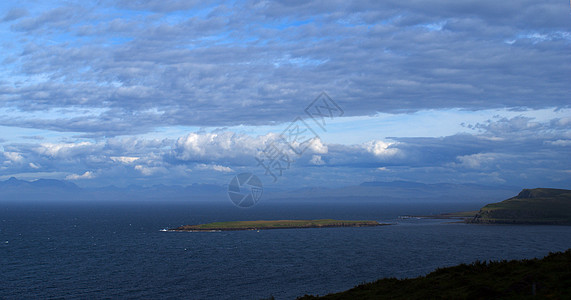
[298, 249, 571, 299]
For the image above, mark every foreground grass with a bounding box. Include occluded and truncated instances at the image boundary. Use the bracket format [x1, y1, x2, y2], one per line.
[172, 219, 382, 231]
[297, 249, 571, 300]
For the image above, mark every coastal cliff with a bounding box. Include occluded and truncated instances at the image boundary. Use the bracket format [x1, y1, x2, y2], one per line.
[469, 188, 571, 225]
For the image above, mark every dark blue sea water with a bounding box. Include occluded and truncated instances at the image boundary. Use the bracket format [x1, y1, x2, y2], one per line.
[2, 200, 571, 299]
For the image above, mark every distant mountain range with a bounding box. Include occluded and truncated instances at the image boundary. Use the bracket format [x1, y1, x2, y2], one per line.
[0, 177, 226, 202]
[0, 177, 523, 204]
[267, 180, 521, 204]
[0, 177, 80, 190]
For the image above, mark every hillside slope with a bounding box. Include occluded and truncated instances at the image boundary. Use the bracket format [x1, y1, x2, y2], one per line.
[298, 249, 571, 300]
[469, 188, 571, 225]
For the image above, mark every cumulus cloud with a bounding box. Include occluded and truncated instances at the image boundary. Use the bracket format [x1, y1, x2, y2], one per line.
[195, 163, 234, 173]
[174, 131, 275, 162]
[308, 138, 328, 154]
[37, 142, 101, 159]
[110, 156, 140, 164]
[3, 152, 24, 163]
[547, 140, 571, 147]
[365, 140, 400, 158]
[0, 110, 570, 187]
[451, 153, 505, 170]
[0, 1, 569, 188]
[134, 165, 167, 176]
[309, 155, 325, 165]
[66, 171, 95, 180]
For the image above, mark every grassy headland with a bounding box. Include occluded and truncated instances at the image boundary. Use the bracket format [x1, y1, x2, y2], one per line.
[298, 249, 571, 299]
[469, 188, 571, 225]
[417, 188, 571, 225]
[170, 219, 386, 231]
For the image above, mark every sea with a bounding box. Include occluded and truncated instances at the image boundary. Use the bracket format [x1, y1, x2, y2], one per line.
[2, 199, 571, 299]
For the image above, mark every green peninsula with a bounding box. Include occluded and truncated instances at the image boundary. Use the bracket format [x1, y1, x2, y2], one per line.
[469, 188, 571, 225]
[418, 188, 571, 225]
[169, 219, 386, 231]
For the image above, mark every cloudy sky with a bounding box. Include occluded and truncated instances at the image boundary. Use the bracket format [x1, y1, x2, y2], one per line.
[0, 0, 569, 189]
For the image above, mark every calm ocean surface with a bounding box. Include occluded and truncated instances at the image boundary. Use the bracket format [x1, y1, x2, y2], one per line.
[2, 200, 571, 299]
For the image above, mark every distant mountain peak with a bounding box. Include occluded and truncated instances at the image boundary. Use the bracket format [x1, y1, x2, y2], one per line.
[0, 177, 79, 190]
[359, 180, 427, 188]
[2, 177, 27, 187]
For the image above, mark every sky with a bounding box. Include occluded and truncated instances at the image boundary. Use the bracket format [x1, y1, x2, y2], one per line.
[0, 0, 569, 189]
